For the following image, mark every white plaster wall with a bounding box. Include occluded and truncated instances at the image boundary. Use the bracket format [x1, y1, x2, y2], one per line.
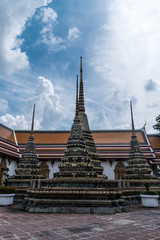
[101, 160, 117, 180]
[38, 159, 60, 178]
[0, 157, 17, 178]
[46, 161, 52, 178]
[52, 160, 60, 176]
[101, 160, 128, 180]
[8, 159, 17, 177]
[4, 156, 128, 180]
[45, 160, 56, 178]
[123, 161, 128, 167]
[45, 159, 128, 180]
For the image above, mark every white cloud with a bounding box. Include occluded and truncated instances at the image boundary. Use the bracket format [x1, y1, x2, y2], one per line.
[88, 109, 112, 130]
[0, 76, 64, 130]
[28, 76, 65, 130]
[41, 7, 57, 23]
[0, 114, 29, 130]
[0, 0, 52, 74]
[0, 75, 75, 130]
[88, 0, 160, 132]
[67, 27, 80, 41]
[38, 7, 65, 50]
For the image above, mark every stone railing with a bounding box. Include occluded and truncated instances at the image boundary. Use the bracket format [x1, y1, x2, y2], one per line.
[8, 178, 160, 192]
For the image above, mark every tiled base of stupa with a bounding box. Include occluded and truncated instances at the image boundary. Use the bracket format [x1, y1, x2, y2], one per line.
[7, 156, 43, 203]
[20, 178, 160, 213]
[20, 178, 128, 214]
[7, 178, 41, 203]
[21, 191, 128, 214]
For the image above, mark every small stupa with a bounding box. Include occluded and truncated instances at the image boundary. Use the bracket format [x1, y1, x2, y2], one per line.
[10, 105, 43, 180]
[124, 101, 154, 180]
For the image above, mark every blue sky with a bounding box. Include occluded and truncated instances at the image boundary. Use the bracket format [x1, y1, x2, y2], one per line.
[0, 0, 160, 133]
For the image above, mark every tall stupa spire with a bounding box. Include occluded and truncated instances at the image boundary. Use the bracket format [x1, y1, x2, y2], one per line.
[54, 75, 99, 179]
[129, 100, 142, 157]
[74, 75, 79, 121]
[25, 104, 36, 154]
[79, 56, 85, 112]
[31, 104, 35, 134]
[130, 100, 135, 132]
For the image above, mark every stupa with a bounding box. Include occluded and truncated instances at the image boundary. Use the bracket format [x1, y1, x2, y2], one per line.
[54, 76, 99, 179]
[21, 59, 128, 214]
[14, 105, 43, 179]
[78, 57, 104, 176]
[124, 101, 154, 180]
[7, 105, 43, 194]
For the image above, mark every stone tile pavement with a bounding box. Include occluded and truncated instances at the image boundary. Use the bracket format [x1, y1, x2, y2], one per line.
[0, 205, 160, 240]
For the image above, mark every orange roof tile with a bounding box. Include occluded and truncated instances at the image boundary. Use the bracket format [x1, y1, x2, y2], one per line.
[0, 124, 15, 143]
[8, 132, 16, 143]
[148, 135, 160, 149]
[15, 130, 146, 145]
[93, 131, 145, 144]
[15, 132, 70, 144]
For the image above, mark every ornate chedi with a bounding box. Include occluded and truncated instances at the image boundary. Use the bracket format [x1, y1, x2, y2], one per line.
[78, 57, 104, 177]
[54, 76, 99, 179]
[9, 105, 43, 182]
[21, 58, 130, 214]
[124, 101, 154, 180]
[54, 59, 106, 181]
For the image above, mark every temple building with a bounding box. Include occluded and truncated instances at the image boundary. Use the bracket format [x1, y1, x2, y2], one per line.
[0, 58, 160, 184]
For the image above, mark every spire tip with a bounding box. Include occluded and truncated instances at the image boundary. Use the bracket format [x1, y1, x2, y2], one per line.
[79, 57, 85, 112]
[130, 100, 135, 132]
[31, 104, 35, 133]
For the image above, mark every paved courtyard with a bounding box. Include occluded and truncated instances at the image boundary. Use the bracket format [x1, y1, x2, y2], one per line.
[0, 205, 160, 240]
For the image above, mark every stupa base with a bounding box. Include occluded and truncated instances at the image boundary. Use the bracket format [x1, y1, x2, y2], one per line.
[20, 186, 129, 214]
[22, 205, 128, 214]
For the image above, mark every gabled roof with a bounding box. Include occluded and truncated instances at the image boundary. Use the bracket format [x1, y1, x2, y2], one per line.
[0, 124, 19, 158]
[0, 122, 159, 162]
[14, 129, 154, 161]
[148, 134, 160, 149]
[0, 123, 15, 143]
[15, 129, 146, 145]
[15, 131, 70, 145]
[92, 130, 146, 144]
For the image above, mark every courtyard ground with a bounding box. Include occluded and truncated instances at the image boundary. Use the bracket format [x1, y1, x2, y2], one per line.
[0, 205, 160, 240]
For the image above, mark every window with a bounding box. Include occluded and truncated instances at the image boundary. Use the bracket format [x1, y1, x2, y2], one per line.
[114, 161, 126, 180]
[0, 159, 7, 184]
[40, 162, 49, 178]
